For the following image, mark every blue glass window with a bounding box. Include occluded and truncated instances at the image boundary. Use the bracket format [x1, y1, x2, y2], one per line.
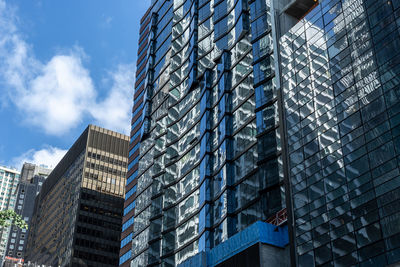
[253, 35, 272, 61]
[134, 88, 146, 103]
[120, 233, 133, 248]
[132, 102, 144, 119]
[122, 216, 134, 232]
[126, 170, 138, 186]
[138, 31, 149, 48]
[119, 251, 131, 265]
[130, 130, 141, 144]
[123, 200, 136, 216]
[251, 14, 269, 41]
[254, 56, 273, 85]
[255, 79, 275, 108]
[129, 143, 140, 158]
[125, 185, 137, 200]
[131, 117, 142, 131]
[128, 156, 139, 171]
[250, 0, 267, 19]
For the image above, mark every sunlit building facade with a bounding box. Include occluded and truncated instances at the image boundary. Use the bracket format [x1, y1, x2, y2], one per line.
[25, 125, 129, 267]
[121, 0, 288, 266]
[280, 0, 400, 266]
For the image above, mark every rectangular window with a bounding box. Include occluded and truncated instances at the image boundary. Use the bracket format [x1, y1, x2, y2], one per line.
[119, 251, 132, 265]
[120, 233, 133, 248]
[122, 216, 135, 232]
[123, 201, 136, 216]
[125, 185, 137, 200]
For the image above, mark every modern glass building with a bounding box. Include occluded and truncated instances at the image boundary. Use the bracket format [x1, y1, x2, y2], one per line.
[118, 7, 152, 265]
[0, 166, 20, 265]
[25, 125, 129, 267]
[120, 0, 289, 266]
[279, 0, 400, 266]
[122, 0, 400, 266]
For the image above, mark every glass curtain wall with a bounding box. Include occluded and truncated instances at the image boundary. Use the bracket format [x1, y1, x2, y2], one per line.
[280, 0, 400, 266]
[129, 0, 285, 266]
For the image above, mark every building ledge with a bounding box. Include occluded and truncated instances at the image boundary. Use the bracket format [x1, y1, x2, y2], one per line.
[283, 0, 318, 20]
[178, 221, 289, 267]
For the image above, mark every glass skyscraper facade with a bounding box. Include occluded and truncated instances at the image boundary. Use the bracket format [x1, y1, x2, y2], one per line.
[280, 0, 400, 266]
[119, 7, 152, 266]
[121, 0, 287, 266]
[121, 0, 400, 266]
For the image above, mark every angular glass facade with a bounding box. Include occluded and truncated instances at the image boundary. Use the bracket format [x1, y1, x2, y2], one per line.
[280, 0, 400, 266]
[119, 7, 151, 267]
[124, 0, 286, 266]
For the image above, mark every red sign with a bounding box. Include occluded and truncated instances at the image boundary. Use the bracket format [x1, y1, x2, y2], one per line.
[5, 256, 24, 262]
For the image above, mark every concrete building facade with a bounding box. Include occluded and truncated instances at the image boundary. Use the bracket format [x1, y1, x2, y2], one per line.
[0, 166, 20, 265]
[3, 163, 52, 266]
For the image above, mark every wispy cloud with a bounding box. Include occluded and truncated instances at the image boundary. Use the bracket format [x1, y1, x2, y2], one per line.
[100, 15, 113, 29]
[11, 145, 67, 170]
[0, 0, 134, 136]
[17, 52, 96, 135]
[90, 63, 134, 134]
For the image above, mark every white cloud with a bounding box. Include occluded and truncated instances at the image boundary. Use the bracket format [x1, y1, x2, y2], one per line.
[19, 53, 96, 135]
[89, 64, 134, 134]
[11, 146, 67, 170]
[101, 15, 113, 29]
[0, 0, 134, 136]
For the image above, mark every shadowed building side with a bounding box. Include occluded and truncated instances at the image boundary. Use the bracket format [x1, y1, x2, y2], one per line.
[25, 125, 129, 267]
[0, 167, 20, 266]
[4, 162, 52, 267]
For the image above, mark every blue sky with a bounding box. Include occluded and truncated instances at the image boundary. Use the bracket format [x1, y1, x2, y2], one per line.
[0, 0, 151, 169]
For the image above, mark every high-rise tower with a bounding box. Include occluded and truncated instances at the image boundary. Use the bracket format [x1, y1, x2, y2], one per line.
[120, 0, 289, 266]
[0, 166, 20, 265]
[118, 7, 152, 265]
[123, 0, 400, 266]
[25, 125, 129, 267]
[3, 163, 52, 266]
[279, 0, 400, 266]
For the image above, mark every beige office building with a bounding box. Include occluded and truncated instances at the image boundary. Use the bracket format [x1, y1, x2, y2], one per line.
[25, 125, 129, 267]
